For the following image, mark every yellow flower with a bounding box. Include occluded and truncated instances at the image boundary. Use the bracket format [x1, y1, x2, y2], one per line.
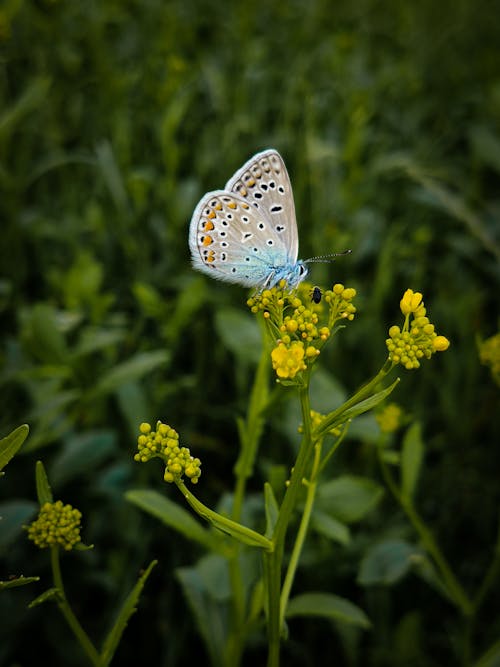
[400, 289, 423, 315]
[387, 290, 450, 370]
[271, 341, 306, 379]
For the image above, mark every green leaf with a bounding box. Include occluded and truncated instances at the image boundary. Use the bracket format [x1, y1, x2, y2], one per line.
[264, 482, 279, 538]
[50, 430, 118, 486]
[340, 380, 401, 423]
[91, 350, 169, 397]
[311, 509, 350, 545]
[20, 303, 69, 364]
[0, 424, 29, 471]
[29, 587, 63, 607]
[0, 500, 38, 548]
[195, 554, 231, 602]
[115, 382, 150, 439]
[0, 576, 40, 591]
[35, 460, 53, 505]
[100, 560, 157, 667]
[358, 539, 421, 586]
[176, 564, 228, 667]
[286, 592, 371, 629]
[317, 475, 384, 524]
[401, 422, 424, 500]
[125, 489, 225, 554]
[215, 308, 261, 364]
[73, 327, 125, 358]
[318, 379, 400, 436]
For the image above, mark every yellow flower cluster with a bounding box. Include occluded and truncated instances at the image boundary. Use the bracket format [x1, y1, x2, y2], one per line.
[27, 501, 82, 551]
[479, 332, 500, 385]
[386, 289, 450, 370]
[376, 403, 404, 433]
[249, 281, 357, 381]
[135, 422, 201, 484]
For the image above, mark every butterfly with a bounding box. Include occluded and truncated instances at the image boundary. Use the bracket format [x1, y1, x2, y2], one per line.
[189, 148, 349, 290]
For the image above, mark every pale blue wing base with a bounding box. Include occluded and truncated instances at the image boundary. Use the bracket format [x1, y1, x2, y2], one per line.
[188, 189, 307, 289]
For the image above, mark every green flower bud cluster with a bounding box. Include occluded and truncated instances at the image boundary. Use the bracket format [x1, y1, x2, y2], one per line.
[27, 500, 82, 551]
[135, 422, 201, 484]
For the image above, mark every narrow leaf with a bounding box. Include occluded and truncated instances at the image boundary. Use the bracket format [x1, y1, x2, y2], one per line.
[401, 422, 424, 500]
[0, 576, 40, 590]
[100, 560, 157, 667]
[126, 489, 225, 554]
[0, 424, 29, 471]
[29, 587, 62, 607]
[286, 592, 371, 629]
[176, 566, 227, 667]
[311, 510, 350, 545]
[35, 461, 53, 505]
[318, 379, 400, 437]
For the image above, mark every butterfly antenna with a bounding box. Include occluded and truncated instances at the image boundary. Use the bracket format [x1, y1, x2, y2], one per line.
[305, 249, 352, 264]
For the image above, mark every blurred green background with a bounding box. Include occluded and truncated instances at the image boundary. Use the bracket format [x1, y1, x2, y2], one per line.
[1, 0, 499, 665]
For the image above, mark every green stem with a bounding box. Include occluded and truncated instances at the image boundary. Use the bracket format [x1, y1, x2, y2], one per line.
[280, 441, 322, 625]
[265, 384, 315, 667]
[50, 547, 102, 667]
[263, 550, 281, 667]
[378, 455, 473, 616]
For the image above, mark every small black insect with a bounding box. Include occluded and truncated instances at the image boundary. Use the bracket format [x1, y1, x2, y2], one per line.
[310, 286, 323, 304]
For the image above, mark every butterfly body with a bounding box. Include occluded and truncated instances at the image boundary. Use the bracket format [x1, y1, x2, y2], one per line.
[189, 149, 308, 290]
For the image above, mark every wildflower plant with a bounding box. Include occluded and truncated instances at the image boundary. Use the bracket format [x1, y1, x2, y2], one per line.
[129, 283, 457, 667]
[23, 461, 156, 667]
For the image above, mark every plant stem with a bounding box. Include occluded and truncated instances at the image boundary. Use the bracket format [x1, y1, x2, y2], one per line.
[378, 456, 473, 616]
[265, 384, 315, 667]
[280, 441, 322, 625]
[50, 547, 102, 667]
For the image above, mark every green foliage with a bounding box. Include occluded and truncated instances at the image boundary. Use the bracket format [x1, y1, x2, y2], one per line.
[1, 0, 499, 665]
[0, 424, 29, 471]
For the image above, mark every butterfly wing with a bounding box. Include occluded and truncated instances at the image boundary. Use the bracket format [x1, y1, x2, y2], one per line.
[188, 190, 291, 287]
[225, 149, 299, 263]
